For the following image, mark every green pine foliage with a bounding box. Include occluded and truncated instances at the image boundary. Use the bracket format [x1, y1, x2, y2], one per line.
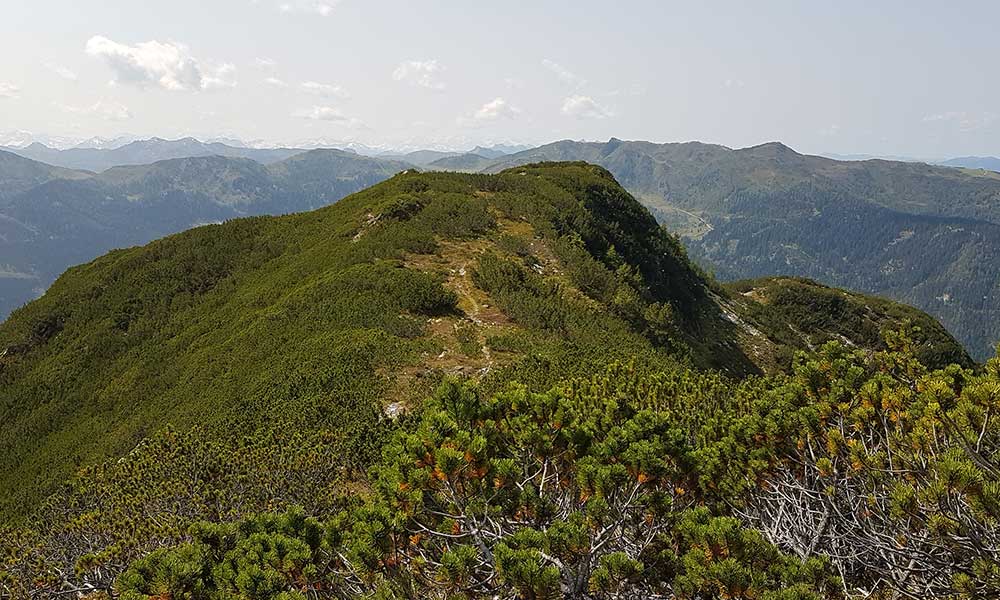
[726, 277, 973, 369]
[98, 336, 1000, 600]
[732, 334, 1000, 597]
[109, 371, 841, 600]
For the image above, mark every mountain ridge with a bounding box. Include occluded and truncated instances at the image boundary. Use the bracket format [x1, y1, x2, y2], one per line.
[1, 137, 306, 172]
[477, 139, 1000, 359]
[0, 162, 968, 521]
[6, 136, 1000, 358]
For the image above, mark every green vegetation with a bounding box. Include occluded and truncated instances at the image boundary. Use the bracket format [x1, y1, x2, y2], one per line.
[726, 276, 972, 370]
[6, 338, 995, 598]
[0, 162, 983, 599]
[736, 339, 1000, 597]
[427, 152, 496, 172]
[110, 371, 841, 600]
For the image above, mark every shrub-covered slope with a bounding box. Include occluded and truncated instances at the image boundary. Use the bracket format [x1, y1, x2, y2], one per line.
[1, 162, 967, 519]
[0, 163, 974, 599]
[108, 343, 1000, 600]
[5, 339, 996, 599]
[724, 276, 970, 370]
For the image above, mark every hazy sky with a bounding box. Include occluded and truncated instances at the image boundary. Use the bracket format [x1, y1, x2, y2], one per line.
[1, 0, 997, 155]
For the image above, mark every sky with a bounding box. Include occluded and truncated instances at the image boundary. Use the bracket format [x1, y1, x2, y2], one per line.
[0, 0, 998, 156]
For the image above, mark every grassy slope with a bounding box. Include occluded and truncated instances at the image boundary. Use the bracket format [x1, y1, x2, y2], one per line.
[0, 163, 968, 521]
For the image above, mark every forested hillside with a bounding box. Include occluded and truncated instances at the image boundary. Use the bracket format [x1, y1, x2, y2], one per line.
[0, 163, 977, 599]
[483, 140, 1000, 359]
[0, 150, 90, 201]
[0, 149, 409, 321]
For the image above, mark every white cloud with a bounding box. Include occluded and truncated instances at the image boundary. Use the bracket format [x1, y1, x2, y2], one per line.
[819, 124, 841, 137]
[264, 77, 289, 87]
[922, 111, 998, 132]
[57, 99, 132, 121]
[561, 95, 613, 119]
[922, 111, 962, 123]
[254, 57, 277, 68]
[278, 0, 340, 16]
[85, 35, 236, 92]
[724, 78, 745, 89]
[301, 81, 349, 98]
[392, 60, 445, 90]
[201, 63, 237, 90]
[295, 105, 346, 121]
[474, 97, 520, 121]
[44, 62, 78, 81]
[293, 105, 365, 129]
[606, 83, 646, 97]
[0, 82, 19, 98]
[542, 59, 586, 88]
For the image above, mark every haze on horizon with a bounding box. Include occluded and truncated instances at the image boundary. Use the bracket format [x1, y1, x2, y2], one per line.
[1, 0, 997, 157]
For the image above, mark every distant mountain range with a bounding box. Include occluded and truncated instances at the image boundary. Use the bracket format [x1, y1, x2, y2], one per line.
[939, 156, 1000, 172]
[823, 152, 1000, 173]
[0, 133, 534, 170]
[0, 148, 411, 320]
[375, 144, 532, 167]
[821, 152, 925, 162]
[1, 138, 304, 172]
[0, 149, 91, 201]
[428, 152, 498, 172]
